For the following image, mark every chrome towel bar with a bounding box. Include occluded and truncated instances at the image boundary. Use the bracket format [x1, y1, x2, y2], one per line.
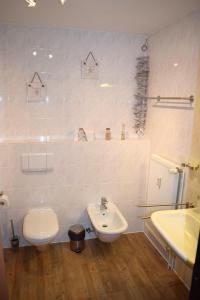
[145, 95, 194, 103]
[137, 202, 194, 208]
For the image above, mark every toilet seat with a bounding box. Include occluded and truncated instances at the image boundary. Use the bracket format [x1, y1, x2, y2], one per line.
[23, 208, 59, 245]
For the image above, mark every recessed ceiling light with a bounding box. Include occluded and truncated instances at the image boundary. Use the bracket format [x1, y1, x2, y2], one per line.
[60, 0, 66, 5]
[173, 62, 179, 67]
[26, 0, 66, 7]
[48, 53, 53, 59]
[32, 50, 37, 56]
[25, 0, 37, 7]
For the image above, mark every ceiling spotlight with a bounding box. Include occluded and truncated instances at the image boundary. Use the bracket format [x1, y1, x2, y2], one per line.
[60, 0, 66, 5]
[26, 0, 37, 7]
[173, 62, 179, 67]
[26, 0, 65, 7]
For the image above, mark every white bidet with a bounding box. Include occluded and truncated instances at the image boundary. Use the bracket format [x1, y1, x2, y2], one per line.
[87, 201, 128, 242]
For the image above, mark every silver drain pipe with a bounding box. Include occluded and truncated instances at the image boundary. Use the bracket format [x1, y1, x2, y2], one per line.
[175, 167, 185, 209]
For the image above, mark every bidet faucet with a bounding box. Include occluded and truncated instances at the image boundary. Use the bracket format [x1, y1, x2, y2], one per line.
[101, 197, 108, 210]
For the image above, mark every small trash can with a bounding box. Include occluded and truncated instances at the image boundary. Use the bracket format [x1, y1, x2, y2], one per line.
[68, 224, 85, 253]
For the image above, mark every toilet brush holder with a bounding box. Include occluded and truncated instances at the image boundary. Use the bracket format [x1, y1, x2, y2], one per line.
[10, 236, 20, 249]
[10, 219, 20, 249]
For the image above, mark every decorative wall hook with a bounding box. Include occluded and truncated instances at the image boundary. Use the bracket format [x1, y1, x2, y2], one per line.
[27, 72, 47, 103]
[28, 72, 45, 88]
[83, 52, 98, 66]
[81, 52, 99, 79]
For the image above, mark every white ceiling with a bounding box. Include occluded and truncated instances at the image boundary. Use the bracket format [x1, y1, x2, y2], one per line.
[0, 0, 200, 34]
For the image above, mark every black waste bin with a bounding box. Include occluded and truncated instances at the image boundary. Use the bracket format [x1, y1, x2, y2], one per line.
[68, 224, 85, 253]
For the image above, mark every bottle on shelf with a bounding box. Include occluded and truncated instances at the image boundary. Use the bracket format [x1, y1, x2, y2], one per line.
[121, 124, 126, 140]
[105, 128, 111, 140]
[78, 128, 88, 142]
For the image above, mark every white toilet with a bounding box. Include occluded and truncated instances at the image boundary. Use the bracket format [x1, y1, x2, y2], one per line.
[23, 207, 59, 249]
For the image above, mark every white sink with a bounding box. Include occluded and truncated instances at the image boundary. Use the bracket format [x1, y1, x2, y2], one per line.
[151, 208, 200, 265]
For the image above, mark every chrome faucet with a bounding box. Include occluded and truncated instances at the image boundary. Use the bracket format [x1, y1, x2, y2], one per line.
[101, 197, 108, 211]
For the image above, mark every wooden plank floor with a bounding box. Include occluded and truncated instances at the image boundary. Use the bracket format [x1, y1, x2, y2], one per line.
[4, 233, 189, 300]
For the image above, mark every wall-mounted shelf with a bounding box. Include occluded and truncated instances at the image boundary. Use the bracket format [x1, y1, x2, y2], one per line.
[0, 135, 142, 144]
[146, 95, 194, 109]
[146, 95, 194, 102]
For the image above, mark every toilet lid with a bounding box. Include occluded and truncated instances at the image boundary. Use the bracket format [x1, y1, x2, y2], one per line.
[23, 208, 59, 240]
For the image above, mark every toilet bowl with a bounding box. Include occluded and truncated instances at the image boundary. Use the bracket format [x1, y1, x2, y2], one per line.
[23, 207, 59, 248]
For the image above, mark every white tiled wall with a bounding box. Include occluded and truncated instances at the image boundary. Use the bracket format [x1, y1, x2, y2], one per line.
[147, 10, 200, 164]
[0, 140, 149, 246]
[0, 25, 146, 138]
[0, 25, 150, 247]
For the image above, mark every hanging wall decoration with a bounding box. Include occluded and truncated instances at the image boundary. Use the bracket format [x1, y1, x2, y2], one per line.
[81, 51, 99, 80]
[133, 40, 149, 135]
[27, 72, 47, 103]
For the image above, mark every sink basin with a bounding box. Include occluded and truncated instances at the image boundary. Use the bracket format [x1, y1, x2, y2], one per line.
[151, 208, 200, 265]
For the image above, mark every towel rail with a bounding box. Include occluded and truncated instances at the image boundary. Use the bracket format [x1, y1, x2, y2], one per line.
[137, 202, 194, 220]
[137, 202, 193, 208]
[145, 95, 194, 103]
